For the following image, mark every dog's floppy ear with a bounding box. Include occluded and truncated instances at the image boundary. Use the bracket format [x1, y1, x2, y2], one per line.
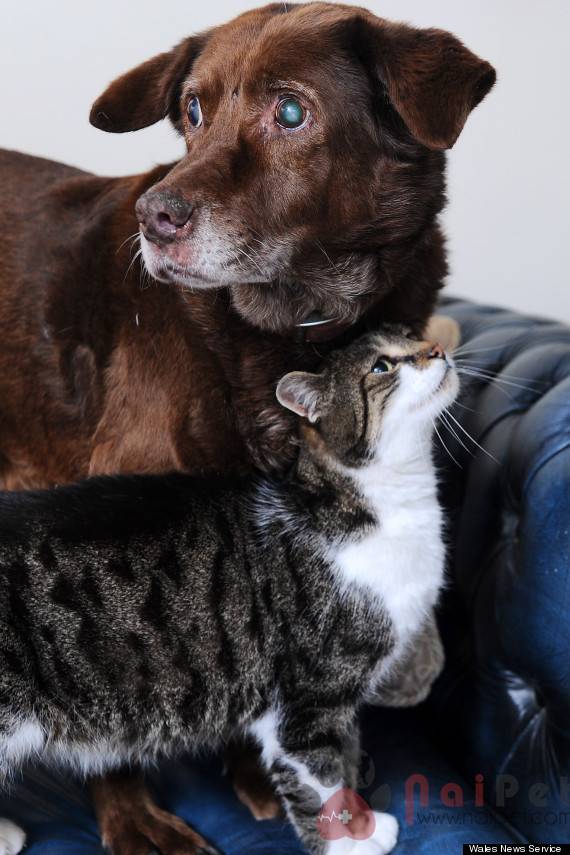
[350, 14, 496, 150]
[90, 33, 210, 133]
[423, 315, 461, 351]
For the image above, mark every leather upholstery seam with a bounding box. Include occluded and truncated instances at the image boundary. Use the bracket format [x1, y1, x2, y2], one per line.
[522, 439, 570, 496]
[495, 708, 543, 779]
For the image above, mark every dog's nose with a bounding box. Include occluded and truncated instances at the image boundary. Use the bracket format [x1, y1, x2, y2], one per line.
[135, 191, 194, 244]
[428, 343, 446, 360]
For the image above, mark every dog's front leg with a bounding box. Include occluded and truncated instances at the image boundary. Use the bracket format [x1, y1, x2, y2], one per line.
[90, 769, 220, 855]
[223, 736, 282, 820]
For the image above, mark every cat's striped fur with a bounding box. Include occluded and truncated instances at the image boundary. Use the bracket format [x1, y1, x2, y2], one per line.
[0, 329, 457, 855]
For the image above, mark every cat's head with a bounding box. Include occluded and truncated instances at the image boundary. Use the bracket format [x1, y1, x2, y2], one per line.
[276, 321, 459, 467]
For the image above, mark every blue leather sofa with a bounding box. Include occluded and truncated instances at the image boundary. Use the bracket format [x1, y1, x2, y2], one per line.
[1, 297, 569, 853]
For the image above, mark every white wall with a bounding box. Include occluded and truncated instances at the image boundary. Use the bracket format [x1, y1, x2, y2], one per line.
[1, 1, 569, 321]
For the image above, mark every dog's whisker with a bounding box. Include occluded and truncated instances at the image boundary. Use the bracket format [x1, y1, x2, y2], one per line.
[116, 232, 140, 255]
[123, 247, 143, 284]
[233, 245, 265, 277]
[313, 240, 338, 272]
[248, 226, 262, 237]
[130, 234, 142, 258]
[248, 241, 270, 263]
[139, 258, 152, 291]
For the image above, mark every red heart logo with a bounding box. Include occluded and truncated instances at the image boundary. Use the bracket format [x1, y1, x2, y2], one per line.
[317, 788, 375, 841]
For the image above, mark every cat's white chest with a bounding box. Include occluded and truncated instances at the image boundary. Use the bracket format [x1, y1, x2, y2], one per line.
[332, 462, 445, 647]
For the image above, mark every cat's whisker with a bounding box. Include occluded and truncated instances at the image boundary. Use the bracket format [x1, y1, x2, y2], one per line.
[432, 418, 462, 469]
[438, 412, 474, 458]
[452, 342, 511, 357]
[451, 399, 477, 414]
[451, 344, 503, 359]
[459, 372, 535, 394]
[457, 367, 540, 394]
[455, 360, 545, 387]
[443, 408, 500, 465]
[458, 370, 538, 392]
[457, 369, 514, 401]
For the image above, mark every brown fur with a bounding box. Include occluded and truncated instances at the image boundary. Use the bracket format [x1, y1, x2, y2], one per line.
[0, 3, 494, 851]
[90, 772, 219, 855]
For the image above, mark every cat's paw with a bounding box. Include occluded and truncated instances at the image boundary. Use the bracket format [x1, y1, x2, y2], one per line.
[367, 812, 398, 853]
[0, 820, 26, 855]
[325, 812, 398, 854]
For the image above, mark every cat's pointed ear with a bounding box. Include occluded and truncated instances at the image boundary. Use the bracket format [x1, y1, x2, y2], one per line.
[276, 372, 329, 423]
[89, 32, 210, 133]
[423, 315, 461, 351]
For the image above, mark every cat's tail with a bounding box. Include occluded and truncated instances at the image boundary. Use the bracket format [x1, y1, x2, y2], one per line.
[0, 819, 25, 855]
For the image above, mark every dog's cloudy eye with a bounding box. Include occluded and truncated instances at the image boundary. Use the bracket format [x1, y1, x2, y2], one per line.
[187, 96, 203, 128]
[276, 97, 306, 129]
[371, 358, 393, 374]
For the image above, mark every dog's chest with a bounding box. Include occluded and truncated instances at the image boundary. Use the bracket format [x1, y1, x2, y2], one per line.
[331, 466, 445, 646]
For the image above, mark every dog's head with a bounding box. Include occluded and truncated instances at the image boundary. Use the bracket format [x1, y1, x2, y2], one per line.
[91, 2, 495, 334]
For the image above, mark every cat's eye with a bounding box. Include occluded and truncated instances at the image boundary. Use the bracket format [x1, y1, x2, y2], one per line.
[187, 96, 203, 128]
[371, 358, 394, 374]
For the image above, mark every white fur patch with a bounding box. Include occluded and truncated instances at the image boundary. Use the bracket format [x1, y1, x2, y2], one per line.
[0, 819, 26, 855]
[325, 812, 398, 855]
[249, 707, 347, 829]
[0, 717, 142, 781]
[249, 708, 283, 769]
[1, 718, 45, 767]
[48, 739, 127, 779]
[140, 216, 295, 290]
[249, 710, 342, 802]
[250, 708, 341, 800]
[333, 455, 444, 651]
[331, 358, 458, 673]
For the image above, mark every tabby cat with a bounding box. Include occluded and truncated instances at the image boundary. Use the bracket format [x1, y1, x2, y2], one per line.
[0, 328, 457, 855]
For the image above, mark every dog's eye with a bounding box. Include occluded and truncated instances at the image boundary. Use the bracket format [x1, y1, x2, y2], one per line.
[371, 358, 394, 374]
[187, 96, 203, 128]
[275, 97, 306, 129]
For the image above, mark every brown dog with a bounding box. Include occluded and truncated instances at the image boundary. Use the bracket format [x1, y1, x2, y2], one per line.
[0, 2, 494, 852]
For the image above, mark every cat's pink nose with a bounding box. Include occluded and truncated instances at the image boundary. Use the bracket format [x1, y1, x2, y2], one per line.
[428, 343, 446, 360]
